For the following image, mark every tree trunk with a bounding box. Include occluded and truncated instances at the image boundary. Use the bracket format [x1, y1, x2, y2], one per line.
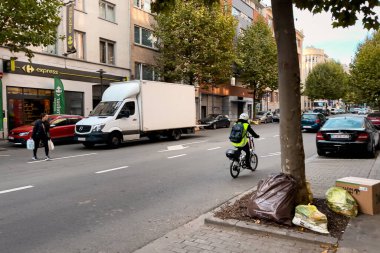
[271, 0, 309, 204]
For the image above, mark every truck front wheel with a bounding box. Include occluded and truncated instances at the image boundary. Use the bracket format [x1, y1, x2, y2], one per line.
[108, 133, 122, 148]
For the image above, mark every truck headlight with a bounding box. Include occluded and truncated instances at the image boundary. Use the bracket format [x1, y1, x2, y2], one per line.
[19, 132, 31, 136]
[92, 124, 105, 132]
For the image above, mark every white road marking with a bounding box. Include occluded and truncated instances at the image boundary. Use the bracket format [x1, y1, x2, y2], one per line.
[0, 185, 34, 195]
[207, 147, 221, 151]
[181, 140, 208, 145]
[168, 154, 187, 159]
[273, 135, 280, 137]
[260, 152, 281, 158]
[159, 140, 208, 152]
[0, 154, 10, 156]
[95, 166, 129, 174]
[27, 153, 97, 163]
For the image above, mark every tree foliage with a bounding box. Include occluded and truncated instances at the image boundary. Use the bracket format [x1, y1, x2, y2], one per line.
[236, 17, 278, 104]
[0, 0, 62, 59]
[305, 61, 348, 100]
[293, 0, 379, 29]
[152, 0, 237, 86]
[349, 30, 380, 109]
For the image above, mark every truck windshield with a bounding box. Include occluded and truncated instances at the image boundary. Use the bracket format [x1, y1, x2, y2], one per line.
[90, 101, 122, 116]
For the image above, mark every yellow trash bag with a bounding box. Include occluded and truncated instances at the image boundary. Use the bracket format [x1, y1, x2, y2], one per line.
[326, 187, 358, 218]
[292, 204, 329, 234]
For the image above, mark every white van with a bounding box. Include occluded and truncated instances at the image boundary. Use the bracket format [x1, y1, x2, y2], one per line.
[75, 80, 196, 148]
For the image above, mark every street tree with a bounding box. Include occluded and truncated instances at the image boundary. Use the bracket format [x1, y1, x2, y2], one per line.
[271, 0, 379, 204]
[236, 16, 278, 115]
[349, 30, 380, 110]
[305, 61, 348, 100]
[152, 0, 236, 86]
[0, 0, 62, 59]
[152, 0, 380, 204]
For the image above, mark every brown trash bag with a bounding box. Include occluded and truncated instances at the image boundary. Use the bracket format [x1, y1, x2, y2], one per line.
[247, 173, 297, 225]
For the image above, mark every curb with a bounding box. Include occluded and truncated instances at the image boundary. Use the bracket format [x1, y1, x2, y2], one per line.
[202, 185, 339, 247]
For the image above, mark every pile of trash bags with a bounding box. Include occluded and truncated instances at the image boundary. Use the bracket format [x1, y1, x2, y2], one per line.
[247, 173, 358, 234]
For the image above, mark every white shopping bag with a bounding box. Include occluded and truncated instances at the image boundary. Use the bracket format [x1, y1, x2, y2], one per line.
[26, 139, 35, 150]
[48, 140, 55, 151]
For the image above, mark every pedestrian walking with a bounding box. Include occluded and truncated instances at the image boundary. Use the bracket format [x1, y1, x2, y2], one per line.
[32, 113, 51, 161]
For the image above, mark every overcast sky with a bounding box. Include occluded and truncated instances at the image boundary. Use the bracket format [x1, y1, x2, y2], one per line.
[260, 1, 379, 65]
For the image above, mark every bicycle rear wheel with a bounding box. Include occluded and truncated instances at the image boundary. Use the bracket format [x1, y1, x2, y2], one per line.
[250, 152, 258, 171]
[230, 161, 240, 178]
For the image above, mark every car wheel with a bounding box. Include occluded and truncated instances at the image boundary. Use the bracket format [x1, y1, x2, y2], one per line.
[83, 142, 95, 148]
[108, 132, 121, 148]
[212, 124, 217, 129]
[367, 142, 376, 158]
[226, 122, 230, 128]
[317, 148, 325, 156]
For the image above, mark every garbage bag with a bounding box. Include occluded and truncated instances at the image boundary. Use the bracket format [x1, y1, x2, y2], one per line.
[247, 173, 297, 225]
[292, 204, 329, 234]
[326, 187, 358, 218]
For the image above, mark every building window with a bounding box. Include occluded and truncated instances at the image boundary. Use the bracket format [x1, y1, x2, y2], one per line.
[99, 0, 115, 22]
[134, 25, 157, 49]
[100, 39, 115, 65]
[232, 7, 240, 17]
[74, 30, 85, 60]
[75, 0, 84, 11]
[42, 43, 58, 55]
[135, 63, 158, 81]
[134, 0, 152, 12]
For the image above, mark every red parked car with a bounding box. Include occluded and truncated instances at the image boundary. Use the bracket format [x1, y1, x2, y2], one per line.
[8, 115, 83, 145]
[367, 112, 380, 130]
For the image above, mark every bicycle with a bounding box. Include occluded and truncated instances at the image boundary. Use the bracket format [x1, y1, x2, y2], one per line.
[225, 134, 258, 178]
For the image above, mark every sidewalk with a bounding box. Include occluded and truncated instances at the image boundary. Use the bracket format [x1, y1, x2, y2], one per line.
[135, 154, 380, 253]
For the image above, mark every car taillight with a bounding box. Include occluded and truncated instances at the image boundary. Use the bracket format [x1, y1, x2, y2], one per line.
[357, 133, 369, 141]
[316, 132, 324, 140]
[315, 119, 321, 124]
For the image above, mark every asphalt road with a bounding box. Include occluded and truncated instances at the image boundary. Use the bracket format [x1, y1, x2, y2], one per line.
[0, 123, 318, 253]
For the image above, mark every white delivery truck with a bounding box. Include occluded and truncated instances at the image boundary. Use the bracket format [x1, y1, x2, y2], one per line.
[75, 80, 196, 148]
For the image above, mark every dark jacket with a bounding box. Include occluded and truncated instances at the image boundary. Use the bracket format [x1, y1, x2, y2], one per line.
[236, 119, 260, 138]
[32, 119, 50, 139]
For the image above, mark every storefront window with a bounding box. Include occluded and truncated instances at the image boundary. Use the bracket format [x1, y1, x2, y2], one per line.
[7, 87, 84, 130]
[7, 87, 22, 95]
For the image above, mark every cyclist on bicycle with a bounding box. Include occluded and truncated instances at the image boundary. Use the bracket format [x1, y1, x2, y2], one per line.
[231, 113, 260, 171]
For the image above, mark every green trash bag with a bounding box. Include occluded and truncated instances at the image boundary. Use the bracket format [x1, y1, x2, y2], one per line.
[326, 187, 358, 218]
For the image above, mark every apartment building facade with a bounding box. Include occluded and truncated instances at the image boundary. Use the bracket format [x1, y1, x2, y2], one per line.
[0, 0, 131, 137]
[301, 46, 329, 110]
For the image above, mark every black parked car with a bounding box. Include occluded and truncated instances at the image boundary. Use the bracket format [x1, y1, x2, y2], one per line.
[316, 116, 380, 157]
[198, 114, 230, 129]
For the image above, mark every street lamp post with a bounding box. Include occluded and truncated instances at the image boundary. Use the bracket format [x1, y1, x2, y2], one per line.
[97, 69, 106, 97]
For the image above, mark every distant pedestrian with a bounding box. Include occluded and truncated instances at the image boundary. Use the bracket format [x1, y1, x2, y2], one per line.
[32, 113, 51, 161]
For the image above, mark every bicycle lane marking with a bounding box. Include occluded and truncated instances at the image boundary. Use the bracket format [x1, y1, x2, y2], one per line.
[168, 154, 187, 159]
[0, 185, 34, 195]
[27, 153, 97, 163]
[260, 152, 281, 158]
[95, 166, 129, 174]
[207, 147, 221, 151]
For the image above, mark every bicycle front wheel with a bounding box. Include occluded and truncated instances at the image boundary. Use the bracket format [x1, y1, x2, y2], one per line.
[230, 161, 240, 178]
[250, 152, 258, 171]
